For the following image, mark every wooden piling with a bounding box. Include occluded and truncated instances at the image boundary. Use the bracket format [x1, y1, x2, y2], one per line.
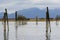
[46, 7, 51, 40]
[46, 7, 51, 32]
[36, 16, 38, 25]
[15, 11, 18, 40]
[3, 9, 9, 40]
[56, 15, 58, 25]
[15, 11, 17, 22]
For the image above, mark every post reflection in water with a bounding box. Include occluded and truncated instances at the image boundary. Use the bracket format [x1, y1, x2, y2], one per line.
[46, 19, 51, 40]
[15, 22, 18, 40]
[4, 21, 9, 40]
[4, 21, 6, 40]
[46, 24, 51, 40]
[46, 32, 51, 40]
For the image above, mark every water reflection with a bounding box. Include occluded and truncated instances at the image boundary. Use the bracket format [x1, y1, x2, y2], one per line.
[15, 22, 18, 40]
[46, 27, 51, 40]
[7, 21, 9, 40]
[46, 21, 51, 40]
[17, 21, 27, 25]
[46, 19, 51, 40]
[4, 21, 6, 40]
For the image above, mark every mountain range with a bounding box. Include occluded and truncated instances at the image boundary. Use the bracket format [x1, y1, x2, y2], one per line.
[0, 7, 60, 19]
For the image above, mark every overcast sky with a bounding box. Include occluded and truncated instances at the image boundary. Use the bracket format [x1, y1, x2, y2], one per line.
[0, 0, 60, 13]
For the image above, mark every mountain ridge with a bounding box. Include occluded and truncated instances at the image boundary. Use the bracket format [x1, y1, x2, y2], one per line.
[0, 7, 60, 19]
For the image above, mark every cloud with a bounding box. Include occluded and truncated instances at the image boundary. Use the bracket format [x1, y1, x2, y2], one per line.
[0, 0, 60, 13]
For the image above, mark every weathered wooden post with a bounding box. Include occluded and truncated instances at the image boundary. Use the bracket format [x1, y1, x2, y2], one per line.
[3, 8, 9, 40]
[2, 17, 3, 24]
[21, 15, 24, 25]
[46, 7, 51, 32]
[15, 11, 17, 22]
[15, 11, 18, 40]
[36, 16, 38, 25]
[46, 7, 51, 40]
[56, 15, 59, 25]
[6, 9, 9, 40]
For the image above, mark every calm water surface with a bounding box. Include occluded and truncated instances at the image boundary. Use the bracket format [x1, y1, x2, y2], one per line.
[0, 21, 60, 40]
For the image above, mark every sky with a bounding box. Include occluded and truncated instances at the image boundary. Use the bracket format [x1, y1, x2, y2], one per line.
[0, 0, 60, 14]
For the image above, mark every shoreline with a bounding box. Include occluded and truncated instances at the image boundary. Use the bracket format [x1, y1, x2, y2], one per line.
[0, 20, 60, 22]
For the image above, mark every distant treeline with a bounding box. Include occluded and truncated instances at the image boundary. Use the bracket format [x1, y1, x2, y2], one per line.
[0, 18, 60, 21]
